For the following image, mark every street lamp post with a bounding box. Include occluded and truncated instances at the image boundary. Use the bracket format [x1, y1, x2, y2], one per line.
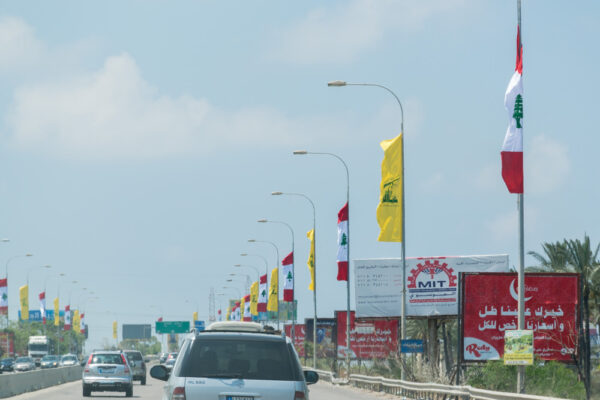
[293, 150, 351, 374]
[258, 219, 295, 339]
[327, 79, 406, 379]
[272, 191, 318, 369]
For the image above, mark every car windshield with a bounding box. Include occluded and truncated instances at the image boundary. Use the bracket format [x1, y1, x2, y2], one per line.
[91, 354, 124, 364]
[178, 337, 299, 381]
[15, 357, 31, 363]
[126, 352, 143, 361]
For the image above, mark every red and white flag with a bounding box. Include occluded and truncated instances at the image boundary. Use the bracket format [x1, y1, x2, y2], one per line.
[64, 305, 71, 330]
[257, 274, 268, 312]
[282, 252, 294, 301]
[501, 26, 524, 194]
[243, 295, 251, 321]
[80, 313, 86, 334]
[0, 278, 7, 315]
[39, 291, 46, 324]
[337, 202, 349, 281]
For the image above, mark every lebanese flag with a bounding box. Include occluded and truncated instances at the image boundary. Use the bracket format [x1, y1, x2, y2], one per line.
[80, 313, 86, 334]
[0, 278, 7, 315]
[243, 295, 251, 321]
[501, 26, 524, 194]
[64, 305, 71, 330]
[337, 202, 349, 281]
[257, 274, 268, 312]
[282, 252, 294, 302]
[39, 292, 46, 324]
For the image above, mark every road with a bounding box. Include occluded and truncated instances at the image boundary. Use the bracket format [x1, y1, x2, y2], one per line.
[7, 379, 397, 399]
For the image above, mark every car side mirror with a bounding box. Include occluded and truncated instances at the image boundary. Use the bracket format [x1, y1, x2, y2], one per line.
[303, 370, 319, 385]
[150, 365, 170, 381]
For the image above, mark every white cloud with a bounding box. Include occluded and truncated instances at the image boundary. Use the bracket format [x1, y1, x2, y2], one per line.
[526, 135, 569, 194]
[273, 0, 466, 64]
[0, 16, 44, 73]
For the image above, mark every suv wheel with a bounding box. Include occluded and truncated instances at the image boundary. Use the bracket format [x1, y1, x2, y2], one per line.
[125, 386, 133, 397]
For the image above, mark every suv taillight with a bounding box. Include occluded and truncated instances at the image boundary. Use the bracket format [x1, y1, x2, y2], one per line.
[172, 386, 186, 400]
[294, 391, 305, 399]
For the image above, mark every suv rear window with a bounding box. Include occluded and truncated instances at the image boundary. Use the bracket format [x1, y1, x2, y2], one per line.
[91, 354, 124, 364]
[178, 338, 300, 381]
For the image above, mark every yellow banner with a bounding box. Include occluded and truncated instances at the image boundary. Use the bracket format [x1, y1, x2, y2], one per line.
[19, 285, 28, 320]
[54, 298, 59, 326]
[250, 281, 259, 316]
[307, 229, 315, 291]
[267, 267, 278, 312]
[113, 321, 118, 339]
[377, 133, 404, 242]
[193, 311, 198, 322]
[73, 310, 80, 332]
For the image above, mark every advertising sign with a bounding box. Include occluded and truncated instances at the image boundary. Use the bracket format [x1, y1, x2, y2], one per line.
[354, 255, 509, 318]
[401, 339, 424, 353]
[122, 324, 152, 339]
[284, 324, 306, 357]
[504, 330, 534, 365]
[336, 311, 398, 359]
[305, 318, 337, 358]
[462, 273, 578, 362]
[156, 321, 190, 334]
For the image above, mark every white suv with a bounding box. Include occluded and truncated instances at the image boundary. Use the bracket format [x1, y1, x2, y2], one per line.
[150, 321, 318, 400]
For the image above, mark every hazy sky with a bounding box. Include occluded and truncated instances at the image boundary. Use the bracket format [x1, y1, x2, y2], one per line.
[1, 1, 598, 351]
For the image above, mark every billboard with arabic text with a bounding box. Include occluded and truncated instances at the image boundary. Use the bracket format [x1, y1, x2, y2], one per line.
[461, 273, 579, 362]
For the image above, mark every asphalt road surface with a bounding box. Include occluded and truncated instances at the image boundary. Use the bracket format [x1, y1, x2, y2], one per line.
[7, 379, 397, 399]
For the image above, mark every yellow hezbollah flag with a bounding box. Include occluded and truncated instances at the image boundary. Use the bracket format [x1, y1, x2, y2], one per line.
[377, 133, 403, 242]
[307, 229, 315, 291]
[250, 281, 259, 316]
[73, 310, 80, 332]
[267, 267, 278, 312]
[19, 285, 28, 320]
[113, 321, 118, 339]
[54, 297, 60, 326]
[193, 311, 198, 322]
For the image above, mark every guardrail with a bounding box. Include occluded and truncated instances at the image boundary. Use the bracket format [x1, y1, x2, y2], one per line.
[0, 365, 82, 398]
[309, 369, 568, 400]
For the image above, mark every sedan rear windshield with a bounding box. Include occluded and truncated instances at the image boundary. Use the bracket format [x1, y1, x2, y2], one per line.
[91, 354, 124, 364]
[178, 338, 301, 381]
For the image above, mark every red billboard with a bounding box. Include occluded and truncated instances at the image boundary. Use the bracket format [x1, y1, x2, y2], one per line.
[461, 273, 579, 362]
[336, 311, 398, 359]
[284, 324, 306, 357]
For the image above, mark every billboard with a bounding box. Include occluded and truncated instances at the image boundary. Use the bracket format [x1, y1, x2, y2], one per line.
[336, 311, 398, 359]
[284, 324, 306, 357]
[122, 324, 152, 339]
[305, 318, 337, 358]
[354, 255, 509, 318]
[461, 273, 579, 362]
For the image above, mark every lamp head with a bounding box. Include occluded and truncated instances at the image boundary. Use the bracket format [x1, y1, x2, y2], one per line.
[328, 80, 347, 87]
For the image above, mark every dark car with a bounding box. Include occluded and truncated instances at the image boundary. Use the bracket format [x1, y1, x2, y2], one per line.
[0, 357, 14, 372]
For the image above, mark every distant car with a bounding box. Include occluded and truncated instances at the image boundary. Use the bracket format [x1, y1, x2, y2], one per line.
[60, 354, 79, 366]
[123, 350, 146, 385]
[0, 357, 14, 372]
[40, 355, 60, 368]
[13, 356, 36, 372]
[82, 350, 133, 397]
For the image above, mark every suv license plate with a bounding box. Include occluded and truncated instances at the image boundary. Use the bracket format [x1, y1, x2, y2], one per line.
[226, 397, 253, 400]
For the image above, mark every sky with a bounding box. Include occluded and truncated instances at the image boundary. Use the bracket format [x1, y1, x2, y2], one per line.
[1, 0, 599, 351]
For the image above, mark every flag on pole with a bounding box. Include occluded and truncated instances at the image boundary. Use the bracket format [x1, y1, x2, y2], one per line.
[39, 291, 46, 324]
[282, 252, 294, 302]
[337, 203, 349, 281]
[243, 295, 251, 321]
[80, 313, 86, 334]
[501, 26, 524, 194]
[307, 229, 315, 291]
[258, 274, 268, 312]
[73, 309, 80, 332]
[112, 321, 117, 339]
[376, 134, 404, 242]
[64, 305, 71, 330]
[0, 279, 7, 315]
[19, 285, 29, 321]
[193, 311, 198, 322]
[250, 281, 259, 316]
[267, 268, 278, 312]
[54, 297, 59, 326]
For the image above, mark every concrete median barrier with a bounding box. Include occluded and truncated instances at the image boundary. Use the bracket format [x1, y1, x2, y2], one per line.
[0, 365, 82, 398]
